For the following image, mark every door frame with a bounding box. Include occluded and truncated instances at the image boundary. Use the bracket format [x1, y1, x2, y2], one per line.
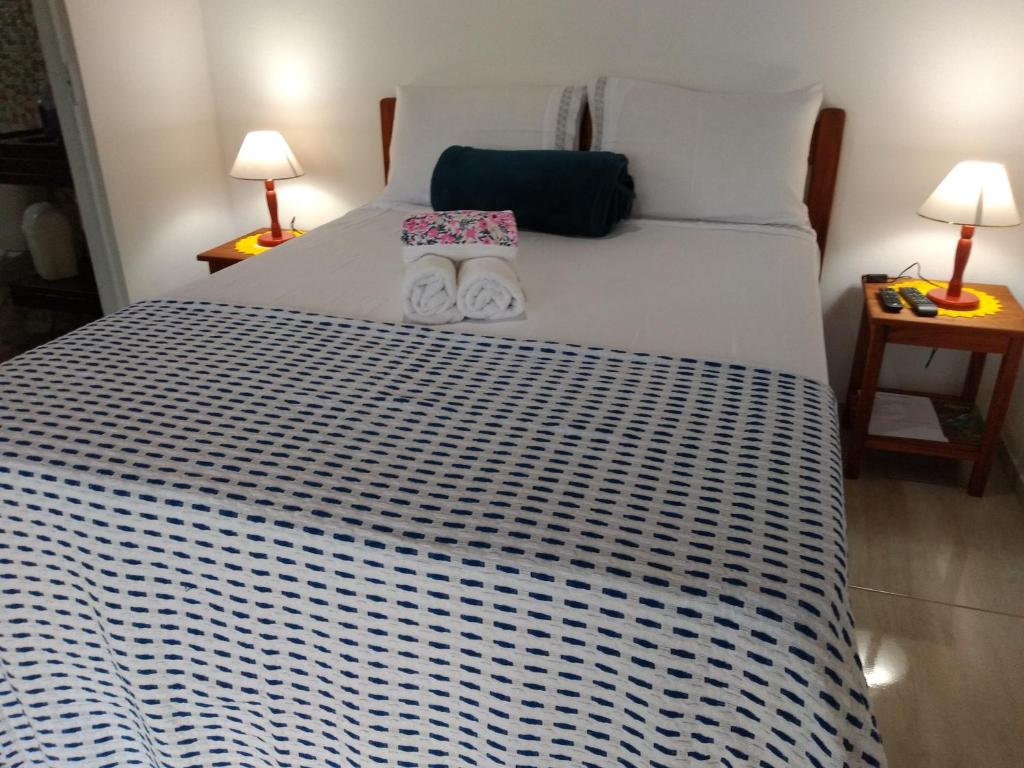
[31, 0, 129, 313]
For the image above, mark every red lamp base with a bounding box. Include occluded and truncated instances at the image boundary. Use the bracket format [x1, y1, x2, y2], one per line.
[927, 287, 980, 311]
[257, 229, 296, 247]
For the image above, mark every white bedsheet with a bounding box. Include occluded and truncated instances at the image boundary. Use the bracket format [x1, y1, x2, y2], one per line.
[174, 202, 828, 382]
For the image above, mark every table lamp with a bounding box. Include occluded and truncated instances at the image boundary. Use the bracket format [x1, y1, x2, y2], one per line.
[230, 130, 304, 247]
[917, 160, 1020, 310]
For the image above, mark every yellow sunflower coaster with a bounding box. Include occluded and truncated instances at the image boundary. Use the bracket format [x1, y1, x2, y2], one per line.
[234, 230, 305, 256]
[893, 279, 1002, 318]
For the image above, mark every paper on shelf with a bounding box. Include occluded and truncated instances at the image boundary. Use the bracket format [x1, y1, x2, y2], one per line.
[868, 392, 948, 442]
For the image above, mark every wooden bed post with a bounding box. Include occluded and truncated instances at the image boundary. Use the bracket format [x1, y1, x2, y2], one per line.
[380, 97, 397, 183]
[806, 108, 846, 260]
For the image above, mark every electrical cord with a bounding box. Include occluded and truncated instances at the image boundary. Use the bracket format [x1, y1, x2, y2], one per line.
[888, 261, 944, 287]
[887, 262, 942, 368]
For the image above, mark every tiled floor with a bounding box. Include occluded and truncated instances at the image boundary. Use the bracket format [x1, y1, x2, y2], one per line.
[846, 452, 1024, 767]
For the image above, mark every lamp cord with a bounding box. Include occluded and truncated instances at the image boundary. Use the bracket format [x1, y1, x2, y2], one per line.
[887, 262, 943, 369]
[888, 261, 944, 288]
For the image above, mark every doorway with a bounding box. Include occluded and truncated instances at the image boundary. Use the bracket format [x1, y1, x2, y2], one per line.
[0, 0, 94, 360]
[0, 0, 127, 363]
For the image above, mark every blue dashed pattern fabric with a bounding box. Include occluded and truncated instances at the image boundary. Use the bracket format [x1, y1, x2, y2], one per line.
[0, 300, 884, 768]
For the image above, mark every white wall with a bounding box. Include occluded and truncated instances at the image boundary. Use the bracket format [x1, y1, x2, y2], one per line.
[67, 0, 1024, 477]
[63, 0, 236, 300]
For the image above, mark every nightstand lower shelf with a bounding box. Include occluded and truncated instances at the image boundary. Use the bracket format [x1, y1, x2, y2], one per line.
[857, 388, 983, 460]
[846, 355, 1018, 496]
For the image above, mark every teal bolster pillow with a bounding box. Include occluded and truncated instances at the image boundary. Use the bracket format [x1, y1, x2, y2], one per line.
[430, 146, 634, 237]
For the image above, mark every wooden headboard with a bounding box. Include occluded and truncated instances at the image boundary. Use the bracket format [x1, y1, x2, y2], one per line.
[379, 97, 845, 257]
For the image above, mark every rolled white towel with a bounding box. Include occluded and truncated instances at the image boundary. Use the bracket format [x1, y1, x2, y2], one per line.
[402, 254, 463, 324]
[456, 257, 526, 321]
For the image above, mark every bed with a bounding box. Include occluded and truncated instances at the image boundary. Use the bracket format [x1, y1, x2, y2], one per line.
[0, 89, 885, 768]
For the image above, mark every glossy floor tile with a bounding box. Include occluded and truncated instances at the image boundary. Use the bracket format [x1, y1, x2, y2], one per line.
[851, 588, 1024, 768]
[845, 463, 1024, 615]
[844, 449, 1024, 767]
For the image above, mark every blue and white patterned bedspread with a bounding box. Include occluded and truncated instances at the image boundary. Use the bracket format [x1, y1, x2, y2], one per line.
[0, 300, 884, 768]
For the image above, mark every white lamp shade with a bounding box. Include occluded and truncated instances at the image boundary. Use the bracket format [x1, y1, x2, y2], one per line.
[918, 160, 1020, 227]
[230, 130, 304, 180]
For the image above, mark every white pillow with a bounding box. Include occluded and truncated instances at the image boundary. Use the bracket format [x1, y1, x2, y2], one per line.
[588, 77, 823, 227]
[382, 83, 587, 206]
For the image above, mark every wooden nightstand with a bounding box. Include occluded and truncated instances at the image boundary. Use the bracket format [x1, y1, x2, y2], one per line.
[844, 279, 1024, 495]
[197, 228, 305, 274]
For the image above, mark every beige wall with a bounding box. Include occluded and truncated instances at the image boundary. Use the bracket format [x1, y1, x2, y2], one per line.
[64, 0, 235, 301]
[66, 0, 1024, 477]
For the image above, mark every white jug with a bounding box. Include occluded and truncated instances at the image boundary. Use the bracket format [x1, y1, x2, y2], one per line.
[0, 184, 46, 251]
[22, 201, 78, 281]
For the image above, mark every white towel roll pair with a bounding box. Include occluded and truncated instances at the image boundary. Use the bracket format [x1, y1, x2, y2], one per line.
[402, 256, 525, 324]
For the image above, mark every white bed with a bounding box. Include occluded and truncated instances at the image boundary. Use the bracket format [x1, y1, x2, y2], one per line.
[1, 90, 885, 768]
[175, 202, 828, 383]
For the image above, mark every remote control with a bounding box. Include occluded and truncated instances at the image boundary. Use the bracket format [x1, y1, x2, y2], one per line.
[898, 286, 939, 317]
[877, 287, 903, 313]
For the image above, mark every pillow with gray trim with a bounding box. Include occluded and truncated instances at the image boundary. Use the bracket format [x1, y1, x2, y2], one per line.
[589, 76, 822, 228]
[383, 83, 587, 207]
